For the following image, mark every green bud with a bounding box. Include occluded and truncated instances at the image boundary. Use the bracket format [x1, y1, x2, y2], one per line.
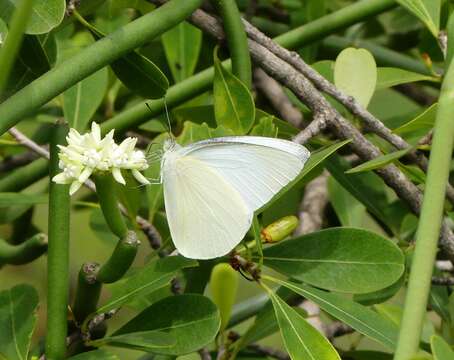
[210, 263, 239, 332]
[261, 215, 299, 243]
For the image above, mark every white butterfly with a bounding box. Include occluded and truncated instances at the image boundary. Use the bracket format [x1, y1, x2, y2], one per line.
[160, 136, 310, 259]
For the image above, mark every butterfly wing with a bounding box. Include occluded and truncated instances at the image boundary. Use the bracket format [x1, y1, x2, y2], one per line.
[163, 153, 252, 259]
[180, 136, 310, 211]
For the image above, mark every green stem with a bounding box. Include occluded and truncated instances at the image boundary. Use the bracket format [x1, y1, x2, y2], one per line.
[96, 230, 139, 283]
[72, 262, 102, 324]
[393, 22, 454, 360]
[0, 0, 34, 96]
[0, 157, 48, 192]
[93, 174, 128, 239]
[46, 120, 71, 360]
[0, 233, 47, 265]
[275, 0, 395, 49]
[0, 0, 204, 135]
[212, 0, 252, 88]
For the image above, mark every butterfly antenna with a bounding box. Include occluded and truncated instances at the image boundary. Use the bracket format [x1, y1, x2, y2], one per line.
[163, 96, 175, 145]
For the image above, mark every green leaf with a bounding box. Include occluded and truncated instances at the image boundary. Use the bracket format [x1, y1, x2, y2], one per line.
[177, 121, 234, 146]
[266, 289, 340, 360]
[0, 284, 39, 360]
[0, 0, 65, 34]
[213, 49, 255, 134]
[342, 351, 393, 360]
[267, 277, 399, 349]
[394, 103, 437, 136]
[110, 51, 169, 99]
[346, 148, 411, 174]
[395, 0, 440, 37]
[77, 15, 169, 99]
[324, 155, 392, 230]
[328, 176, 366, 227]
[115, 294, 220, 355]
[0, 192, 47, 206]
[262, 227, 405, 293]
[334, 48, 377, 108]
[162, 21, 202, 82]
[115, 171, 141, 220]
[250, 116, 278, 137]
[376, 68, 438, 90]
[68, 349, 119, 360]
[97, 256, 197, 313]
[431, 335, 454, 360]
[90, 331, 174, 352]
[354, 275, 405, 306]
[63, 68, 108, 131]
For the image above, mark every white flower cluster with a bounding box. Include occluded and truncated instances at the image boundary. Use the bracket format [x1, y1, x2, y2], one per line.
[53, 122, 150, 195]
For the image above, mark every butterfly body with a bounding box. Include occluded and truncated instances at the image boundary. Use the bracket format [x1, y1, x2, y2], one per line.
[160, 136, 310, 259]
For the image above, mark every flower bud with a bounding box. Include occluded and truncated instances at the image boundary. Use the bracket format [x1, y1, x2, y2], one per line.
[261, 215, 298, 243]
[210, 263, 238, 332]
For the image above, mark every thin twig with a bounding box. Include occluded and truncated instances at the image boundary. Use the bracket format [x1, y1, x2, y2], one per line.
[7, 127, 162, 249]
[9, 127, 50, 159]
[0, 151, 38, 172]
[254, 67, 303, 128]
[178, 4, 454, 260]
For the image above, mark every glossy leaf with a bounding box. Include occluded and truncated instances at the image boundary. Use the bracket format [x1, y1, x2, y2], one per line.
[431, 335, 454, 360]
[396, 0, 440, 37]
[334, 48, 377, 108]
[324, 155, 391, 230]
[0, 0, 65, 34]
[328, 176, 366, 227]
[110, 51, 169, 99]
[90, 331, 174, 352]
[394, 103, 437, 135]
[97, 256, 197, 313]
[376, 67, 438, 90]
[177, 121, 234, 146]
[262, 227, 405, 293]
[267, 290, 340, 360]
[78, 16, 169, 99]
[213, 49, 255, 134]
[162, 21, 202, 82]
[268, 277, 399, 349]
[0, 284, 39, 360]
[346, 148, 411, 174]
[115, 294, 220, 355]
[68, 350, 120, 360]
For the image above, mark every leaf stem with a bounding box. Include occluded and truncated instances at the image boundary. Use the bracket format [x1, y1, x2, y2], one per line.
[96, 230, 140, 283]
[0, 233, 47, 265]
[46, 120, 71, 360]
[212, 0, 252, 88]
[393, 16, 454, 360]
[0, 158, 48, 192]
[0, 0, 204, 135]
[0, 0, 34, 95]
[72, 262, 102, 324]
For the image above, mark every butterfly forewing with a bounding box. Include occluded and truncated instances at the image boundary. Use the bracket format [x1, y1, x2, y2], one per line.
[162, 136, 310, 259]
